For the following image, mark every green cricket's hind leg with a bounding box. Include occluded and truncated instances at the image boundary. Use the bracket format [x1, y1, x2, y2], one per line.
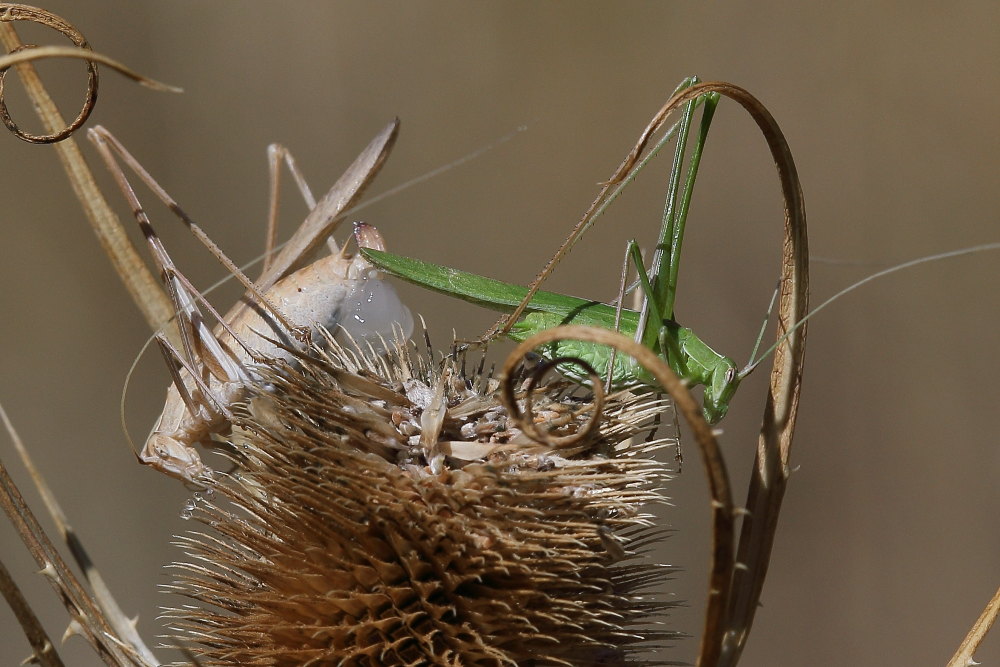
[626, 240, 668, 350]
[602, 238, 665, 388]
[604, 240, 640, 387]
[620, 238, 691, 385]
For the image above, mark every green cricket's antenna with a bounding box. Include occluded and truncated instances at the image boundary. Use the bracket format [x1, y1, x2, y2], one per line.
[740, 242, 1000, 378]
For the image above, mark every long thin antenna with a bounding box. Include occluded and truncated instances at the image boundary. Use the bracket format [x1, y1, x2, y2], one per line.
[742, 242, 1000, 376]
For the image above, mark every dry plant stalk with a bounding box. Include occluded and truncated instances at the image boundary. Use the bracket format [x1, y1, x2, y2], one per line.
[0, 3, 178, 336]
[947, 584, 1000, 667]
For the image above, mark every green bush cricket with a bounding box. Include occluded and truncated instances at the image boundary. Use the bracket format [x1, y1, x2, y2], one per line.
[363, 77, 1000, 427]
[364, 78, 748, 423]
[362, 245, 742, 423]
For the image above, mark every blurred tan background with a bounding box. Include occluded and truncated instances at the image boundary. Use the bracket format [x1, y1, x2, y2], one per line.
[1, 2, 997, 665]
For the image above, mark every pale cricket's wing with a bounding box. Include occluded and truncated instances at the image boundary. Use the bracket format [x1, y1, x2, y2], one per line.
[257, 118, 400, 291]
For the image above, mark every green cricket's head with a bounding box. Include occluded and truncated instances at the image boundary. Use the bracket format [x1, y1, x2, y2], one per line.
[701, 359, 741, 424]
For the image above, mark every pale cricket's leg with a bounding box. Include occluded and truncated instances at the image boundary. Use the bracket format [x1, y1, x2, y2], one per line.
[88, 127, 260, 368]
[152, 334, 240, 423]
[259, 119, 399, 290]
[89, 124, 402, 481]
[262, 143, 318, 277]
[146, 333, 243, 482]
[214, 141, 324, 344]
[87, 126, 305, 341]
[147, 274, 240, 480]
[87, 127, 262, 480]
[230, 122, 399, 343]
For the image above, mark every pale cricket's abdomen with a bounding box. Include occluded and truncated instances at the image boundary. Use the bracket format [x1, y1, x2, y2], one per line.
[143, 242, 413, 483]
[259, 251, 413, 356]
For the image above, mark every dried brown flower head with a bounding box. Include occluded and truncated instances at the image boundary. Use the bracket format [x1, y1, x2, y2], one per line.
[164, 332, 679, 665]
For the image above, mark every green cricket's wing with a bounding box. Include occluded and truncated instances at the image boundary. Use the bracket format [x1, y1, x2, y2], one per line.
[362, 248, 639, 330]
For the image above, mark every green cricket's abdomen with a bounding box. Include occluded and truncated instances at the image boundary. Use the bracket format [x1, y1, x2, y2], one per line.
[508, 312, 641, 387]
[508, 311, 740, 424]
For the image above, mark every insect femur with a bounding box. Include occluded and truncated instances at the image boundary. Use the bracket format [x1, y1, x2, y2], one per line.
[164, 332, 679, 665]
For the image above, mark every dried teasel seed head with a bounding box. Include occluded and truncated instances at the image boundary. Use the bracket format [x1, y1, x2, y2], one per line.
[163, 329, 681, 665]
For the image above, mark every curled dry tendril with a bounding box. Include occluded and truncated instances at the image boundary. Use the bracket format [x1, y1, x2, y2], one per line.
[511, 354, 606, 450]
[0, 4, 96, 143]
[0, 4, 179, 143]
[499, 325, 735, 630]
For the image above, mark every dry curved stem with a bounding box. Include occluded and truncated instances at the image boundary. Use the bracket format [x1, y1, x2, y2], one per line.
[0, 4, 178, 340]
[0, 4, 179, 141]
[0, 2, 95, 143]
[0, 45, 180, 124]
[947, 583, 1000, 667]
[604, 81, 808, 666]
[500, 323, 735, 666]
[685, 83, 808, 667]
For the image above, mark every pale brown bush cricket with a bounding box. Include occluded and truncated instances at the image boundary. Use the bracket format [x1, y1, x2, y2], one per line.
[87, 119, 414, 483]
